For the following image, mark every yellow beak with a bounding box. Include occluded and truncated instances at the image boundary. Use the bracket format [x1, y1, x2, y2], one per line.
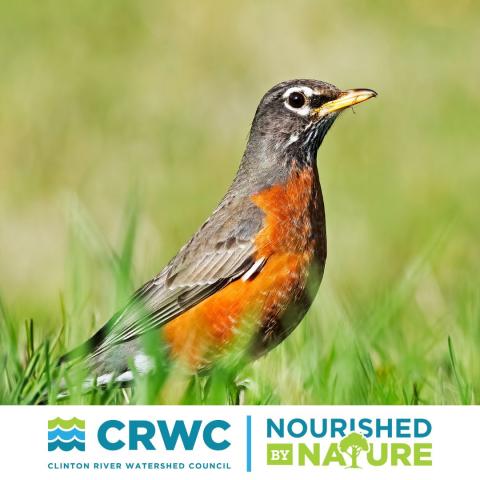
[317, 88, 377, 115]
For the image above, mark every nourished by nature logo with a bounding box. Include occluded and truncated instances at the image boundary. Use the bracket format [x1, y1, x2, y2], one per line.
[266, 417, 433, 469]
[48, 418, 85, 452]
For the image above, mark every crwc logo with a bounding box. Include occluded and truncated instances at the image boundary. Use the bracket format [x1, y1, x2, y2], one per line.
[48, 417, 85, 452]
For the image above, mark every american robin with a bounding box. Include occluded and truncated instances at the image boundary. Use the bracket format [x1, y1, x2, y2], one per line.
[63, 79, 376, 384]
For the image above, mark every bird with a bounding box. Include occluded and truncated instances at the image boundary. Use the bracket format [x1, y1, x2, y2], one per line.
[62, 79, 377, 386]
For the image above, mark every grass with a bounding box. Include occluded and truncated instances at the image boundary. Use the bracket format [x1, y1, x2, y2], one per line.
[0, 0, 479, 405]
[0, 200, 477, 405]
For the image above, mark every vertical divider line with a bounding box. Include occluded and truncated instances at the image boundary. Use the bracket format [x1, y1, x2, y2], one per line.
[246, 414, 252, 472]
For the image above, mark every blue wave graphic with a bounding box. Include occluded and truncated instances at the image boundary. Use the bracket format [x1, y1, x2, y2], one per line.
[48, 428, 85, 442]
[48, 439, 85, 452]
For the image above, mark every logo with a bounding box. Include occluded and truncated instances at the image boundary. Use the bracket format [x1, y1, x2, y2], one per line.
[266, 417, 433, 469]
[339, 432, 368, 468]
[97, 419, 231, 451]
[48, 417, 85, 452]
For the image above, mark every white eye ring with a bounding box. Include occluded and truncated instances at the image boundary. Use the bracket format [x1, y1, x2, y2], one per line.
[283, 86, 313, 116]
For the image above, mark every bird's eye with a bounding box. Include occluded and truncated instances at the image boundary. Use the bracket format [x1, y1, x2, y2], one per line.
[288, 92, 306, 109]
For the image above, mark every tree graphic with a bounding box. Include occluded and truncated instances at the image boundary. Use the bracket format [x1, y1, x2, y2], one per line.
[339, 432, 369, 468]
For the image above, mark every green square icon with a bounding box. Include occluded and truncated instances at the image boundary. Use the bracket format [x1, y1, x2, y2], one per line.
[267, 443, 293, 465]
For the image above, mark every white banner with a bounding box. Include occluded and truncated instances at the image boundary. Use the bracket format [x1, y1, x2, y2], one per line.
[0, 406, 478, 479]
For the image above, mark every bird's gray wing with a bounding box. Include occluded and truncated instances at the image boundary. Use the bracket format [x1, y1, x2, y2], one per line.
[88, 198, 266, 358]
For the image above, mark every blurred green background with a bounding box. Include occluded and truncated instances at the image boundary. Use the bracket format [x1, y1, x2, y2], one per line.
[0, 0, 479, 403]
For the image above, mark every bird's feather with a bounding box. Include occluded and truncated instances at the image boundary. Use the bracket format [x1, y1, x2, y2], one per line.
[82, 197, 265, 359]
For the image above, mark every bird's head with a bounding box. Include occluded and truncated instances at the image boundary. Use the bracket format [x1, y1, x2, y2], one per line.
[247, 79, 377, 163]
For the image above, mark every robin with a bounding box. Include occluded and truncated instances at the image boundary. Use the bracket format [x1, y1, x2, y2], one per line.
[63, 79, 377, 385]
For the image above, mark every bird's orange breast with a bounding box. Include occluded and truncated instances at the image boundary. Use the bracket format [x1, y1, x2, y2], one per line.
[164, 168, 324, 368]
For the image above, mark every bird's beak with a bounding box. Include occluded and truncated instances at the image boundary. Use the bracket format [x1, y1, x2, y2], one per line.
[317, 88, 377, 115]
